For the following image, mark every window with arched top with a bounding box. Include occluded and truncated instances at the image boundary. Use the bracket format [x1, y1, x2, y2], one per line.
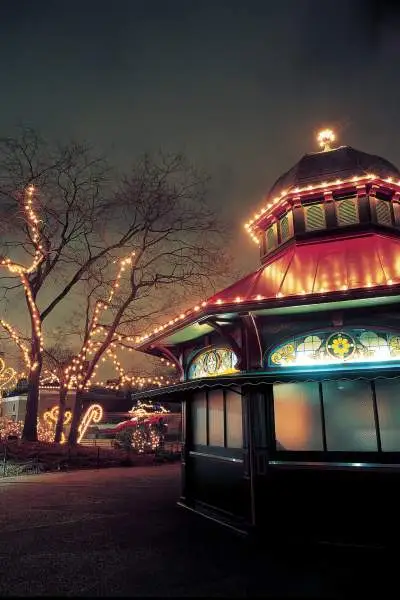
[375, 198, 392, 226]
[304, 203, 326, 231]
[188, 347, 239, 379]
[335, 197, 359, 226]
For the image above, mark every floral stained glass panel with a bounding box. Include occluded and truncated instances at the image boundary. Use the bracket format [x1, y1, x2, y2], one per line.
[268, 328, 400, 368]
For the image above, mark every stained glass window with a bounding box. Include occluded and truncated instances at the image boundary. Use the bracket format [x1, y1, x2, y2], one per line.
[268, 328, 400, 368]
[188, 347, 239, 379]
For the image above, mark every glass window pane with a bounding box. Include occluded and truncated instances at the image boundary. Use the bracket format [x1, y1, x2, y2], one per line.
[273, 382, 323, 451]
[375, 379, 400, 451]
[322, 380, 377, 451]
[208, 389, 224, 447]
[192, 392, 207, 445]
[226, 389, 242, 448]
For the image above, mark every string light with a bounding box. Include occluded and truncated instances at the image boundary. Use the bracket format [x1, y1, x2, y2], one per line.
[244, 173, 400, 243]
[0, 358, 17, 399]
[0, 319, 31, 369]
[0, 418, 24, 440]
[77, 404, 103, 443]
[63, 251, 136, 392]
[43, 405, 72, 444]
[0, 186, 44, 371]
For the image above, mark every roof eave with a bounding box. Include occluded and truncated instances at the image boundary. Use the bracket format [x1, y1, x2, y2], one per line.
[134, 283, 400, 354]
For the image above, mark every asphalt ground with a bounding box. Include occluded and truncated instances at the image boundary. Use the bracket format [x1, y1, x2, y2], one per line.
[0, 464, 395, 597]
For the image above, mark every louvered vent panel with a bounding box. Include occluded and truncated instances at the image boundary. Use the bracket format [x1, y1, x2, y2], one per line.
[305, 204, 326, 231]
[375, 198, 392, 226]
[336, 198, 359, 226]
[280, 215, 290, 242]
[280, 211, 293, 242]
[266, 225, 277, 251]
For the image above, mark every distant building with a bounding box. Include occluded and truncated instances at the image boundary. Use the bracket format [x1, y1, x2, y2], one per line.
[0, 389, 75, 421]
[0, 387, 132, 422]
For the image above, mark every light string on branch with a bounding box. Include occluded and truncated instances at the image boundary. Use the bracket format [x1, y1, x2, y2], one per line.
[0, 319, 31, 369]
[0, 185, 45, 372]
[64, 252, 135, 391]
[0, 186, 45, 274]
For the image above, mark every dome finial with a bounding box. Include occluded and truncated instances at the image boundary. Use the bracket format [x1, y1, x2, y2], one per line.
[317, 128, 336, 152]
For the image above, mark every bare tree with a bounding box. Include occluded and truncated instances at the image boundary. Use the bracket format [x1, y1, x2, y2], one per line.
[66, 156, 229, 444]
[42, 344, 75, 442]
[0, 128, 229, 442]
[0, 128, 115, 440]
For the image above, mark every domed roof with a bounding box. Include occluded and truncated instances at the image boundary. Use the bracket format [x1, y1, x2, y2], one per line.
[268, 145, 400, 199]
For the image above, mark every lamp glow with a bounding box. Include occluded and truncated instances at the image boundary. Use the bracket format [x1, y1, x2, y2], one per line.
[317, 128, 336, 151]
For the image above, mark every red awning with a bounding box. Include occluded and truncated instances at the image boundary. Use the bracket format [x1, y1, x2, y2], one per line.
[209, 233, 400, 303]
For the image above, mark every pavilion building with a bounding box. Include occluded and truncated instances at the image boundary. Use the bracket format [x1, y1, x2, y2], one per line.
[132, 130, 400, 543]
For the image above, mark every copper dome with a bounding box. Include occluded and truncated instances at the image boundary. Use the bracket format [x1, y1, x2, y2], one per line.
[268, 145, 400, 199]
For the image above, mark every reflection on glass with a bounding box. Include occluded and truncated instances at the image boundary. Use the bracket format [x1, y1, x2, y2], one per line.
[375, 379, 400, 451]
[226, 389, 243, 448]
[192, 392, 207, 445]
[208, 389, 224, 447]
[273, 382, 323, 451]
[322, 380, 377, 451]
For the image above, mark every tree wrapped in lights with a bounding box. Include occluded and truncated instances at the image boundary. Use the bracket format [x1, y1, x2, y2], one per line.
[0, 184, 45, 441]
[64, 155, 228, 444]
[42, 345, 75, 443]
[0, 129, 228, 442]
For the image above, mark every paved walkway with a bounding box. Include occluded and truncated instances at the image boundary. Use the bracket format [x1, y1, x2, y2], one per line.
[0, 464, 394, 597]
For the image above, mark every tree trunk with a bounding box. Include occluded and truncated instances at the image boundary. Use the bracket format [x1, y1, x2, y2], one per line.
[22, 354, 42, 442]
[54, 386, 68, 443]
[68, 389, 84, 445]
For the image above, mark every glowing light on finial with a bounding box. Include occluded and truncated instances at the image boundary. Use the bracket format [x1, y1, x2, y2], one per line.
[317, 128, 336, 151]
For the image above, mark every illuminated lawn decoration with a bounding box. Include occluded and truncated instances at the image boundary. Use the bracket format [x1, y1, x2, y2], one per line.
[112, 401, 169, 453]
[77, 404, 103, 443]
[269, 328, 400, 368]
[0, 358, 17, 398]
[0, 417, 23, 440]
[188, 347, 239, 379]
[37, 417, 56, 443]
[43, 406, 72, 444]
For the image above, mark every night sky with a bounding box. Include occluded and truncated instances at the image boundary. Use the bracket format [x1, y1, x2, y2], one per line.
[1, 0, 400, 375]
[1, 0, 400, 272]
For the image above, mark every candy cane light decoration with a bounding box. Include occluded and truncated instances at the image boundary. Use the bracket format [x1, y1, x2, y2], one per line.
[77, 404, 103, 443]
[43, 405, 72, 444]
[0, 357, 17, 399]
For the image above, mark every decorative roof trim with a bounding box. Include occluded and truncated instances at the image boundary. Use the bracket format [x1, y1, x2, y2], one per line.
[244, 175, 400, 244]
